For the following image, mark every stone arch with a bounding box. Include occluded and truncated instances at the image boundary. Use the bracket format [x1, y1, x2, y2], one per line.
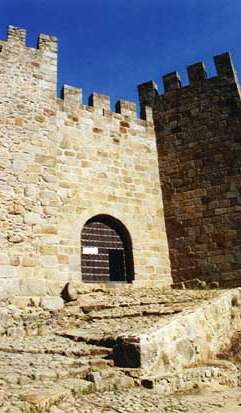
[81, 214, 134, 283]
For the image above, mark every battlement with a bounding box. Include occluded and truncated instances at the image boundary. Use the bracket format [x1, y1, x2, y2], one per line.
[61, 85, 83, 112]
[0, 27, 239, 122]
[7, 25, 26, 46]
[187, 62, 207, 84]
[0, 26, 152, 124]
[59, 86, 153, 124]
[116, 100, 137, 118]
[138, 52, 239, 105]
[138, 81, 158, 118]
[163, 72, 182, 92]
[2, 25, 58, 52]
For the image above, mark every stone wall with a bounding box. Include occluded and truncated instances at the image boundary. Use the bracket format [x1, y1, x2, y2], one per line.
[0, 26, 171, 296]
[139, 53, 241, 287]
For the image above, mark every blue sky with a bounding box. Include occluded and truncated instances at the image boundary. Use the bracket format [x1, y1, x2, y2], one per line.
[1, 0, 241, 108]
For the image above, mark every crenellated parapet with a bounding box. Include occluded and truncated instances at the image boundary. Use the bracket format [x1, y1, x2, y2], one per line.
[58, 87, 153, 126]
[0, 26, 58, 99]
[138, 52, 240, 111]
[2, 25, 58, 53]
[0, 25, 153, 126]
[1, 26, 239, 121]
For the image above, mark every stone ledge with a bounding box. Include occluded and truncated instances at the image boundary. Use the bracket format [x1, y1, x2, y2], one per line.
[113, 288, 241, 373]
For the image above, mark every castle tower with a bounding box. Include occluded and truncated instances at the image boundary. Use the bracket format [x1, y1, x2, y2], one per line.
[139, 53, 241, 287]
[0, 26, 171, 296]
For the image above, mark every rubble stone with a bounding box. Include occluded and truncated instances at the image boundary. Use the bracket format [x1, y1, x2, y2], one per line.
[40, 296, 64, 311]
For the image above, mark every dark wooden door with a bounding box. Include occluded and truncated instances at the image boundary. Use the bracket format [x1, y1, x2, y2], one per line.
[109, 249, 126, 282]
[81, 215, 134, 283]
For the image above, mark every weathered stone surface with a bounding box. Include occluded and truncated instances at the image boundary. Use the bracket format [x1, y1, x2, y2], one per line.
[22, 386, 70, 410]
[20, 279, 46, 296]
[40, 296, 64, 311]
[21, 255, 38, 267]
[24, 212, 43, 224]
[9, 296, 30, 308]
[7, 234, 23, 243]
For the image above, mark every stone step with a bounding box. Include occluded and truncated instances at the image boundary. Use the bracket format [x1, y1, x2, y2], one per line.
[22, 385, 71, 412]
[113, 289, 241, 371]
[0, 336, 112, 358]
[88, 305, 183, 320]
[58, 330, 117, 348]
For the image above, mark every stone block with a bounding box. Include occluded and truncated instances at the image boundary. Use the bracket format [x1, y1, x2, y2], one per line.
[22, 255, 38, 267]
[40, 296, 64, 311]
[41, 256, 58, 268]
[22, 386, 69, 411]
[7, 234, 24, 243]
[40, 245, 57, 255]
[0, 278, 19, 296]
[9, 296, 30, 308]
[24, 212, 42, 224]
[0, 266, 17, 278]
[19, 279, 46, 296]
[41, 225, 58, 234]
[9, 256, 20, 266]
[0, 254, 10, 265]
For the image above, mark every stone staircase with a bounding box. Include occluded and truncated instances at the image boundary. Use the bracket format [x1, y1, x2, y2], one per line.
[0, 286, 240, 412]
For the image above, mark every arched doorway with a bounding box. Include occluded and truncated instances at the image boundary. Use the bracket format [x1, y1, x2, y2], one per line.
[81, 215, 134, 283]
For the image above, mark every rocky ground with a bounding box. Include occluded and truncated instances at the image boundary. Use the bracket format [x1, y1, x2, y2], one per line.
[0, 286, 240, 412]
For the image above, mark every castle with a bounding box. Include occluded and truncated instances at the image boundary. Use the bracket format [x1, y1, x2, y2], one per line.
[0, 25, 240, 296]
